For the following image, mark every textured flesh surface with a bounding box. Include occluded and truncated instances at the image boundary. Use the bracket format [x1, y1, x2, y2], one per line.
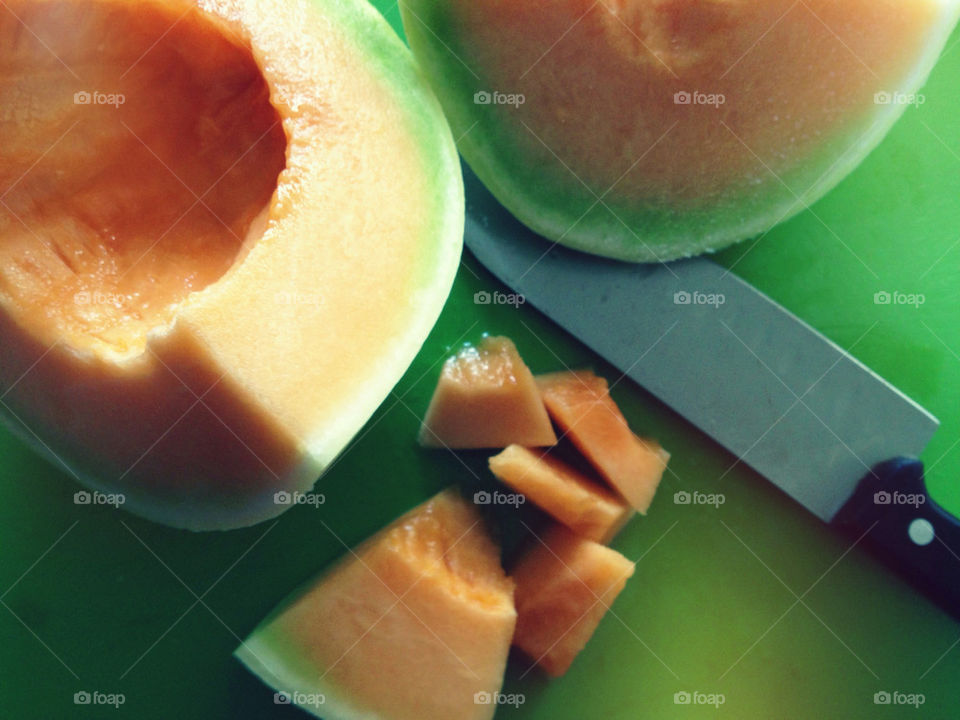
[235, 489, 517, 720]
[511, 524, 635, 677]
[489, 444, 634, 543]
[402, 0, 960, 259]
[0, 0, 286, 356]
[420, 336, 558, 448]
[537, 371, 668, 513]
[0, 0, 463, 529]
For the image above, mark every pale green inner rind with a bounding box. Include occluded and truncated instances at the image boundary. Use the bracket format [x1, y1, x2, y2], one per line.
[402, 0, 960, 262]
[327, 0, 464, 289]
[236, 627, 377, 720]
[292, 0, 463, 466]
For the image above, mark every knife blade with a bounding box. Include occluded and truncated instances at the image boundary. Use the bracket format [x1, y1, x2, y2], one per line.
[463, 165, 960, 618]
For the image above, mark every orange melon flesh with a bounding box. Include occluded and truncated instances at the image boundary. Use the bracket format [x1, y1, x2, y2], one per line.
[401, 0, 960, 260]
[235, 489, 517, 720]
[511, 524, 635, 677]
[489, 445, 634, 544]
[419, 336, 557, 449]
[0, 0, 285, 355]
[537, 371, 668, 513]
[0, 0, 463, 529]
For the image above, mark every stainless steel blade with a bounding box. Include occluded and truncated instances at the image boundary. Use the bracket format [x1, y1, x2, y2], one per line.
[464, 177, 939, 522]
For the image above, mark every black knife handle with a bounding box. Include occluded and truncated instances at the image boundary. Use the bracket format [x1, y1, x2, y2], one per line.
[832, 457, 960, 620]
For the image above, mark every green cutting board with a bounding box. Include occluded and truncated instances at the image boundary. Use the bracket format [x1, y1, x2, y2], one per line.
[2, 6, 959, 718]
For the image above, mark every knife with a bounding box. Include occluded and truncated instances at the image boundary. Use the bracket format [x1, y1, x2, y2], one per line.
[462, 165, 960, 620]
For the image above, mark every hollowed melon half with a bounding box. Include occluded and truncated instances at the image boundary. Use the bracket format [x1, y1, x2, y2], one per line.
[401, 0, 960, 261]
[0, 0, 463, 529]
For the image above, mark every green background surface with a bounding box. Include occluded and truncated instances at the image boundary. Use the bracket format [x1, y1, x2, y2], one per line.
[2, 4, 959, 719]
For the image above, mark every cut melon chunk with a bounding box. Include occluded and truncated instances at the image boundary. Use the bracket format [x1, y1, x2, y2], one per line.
[419, 336, 557, 449]
[235, 488, 516, 720]
[489, 445, 634, 543]
[511, 524, 635, 677]
[537, 371, 668, 513]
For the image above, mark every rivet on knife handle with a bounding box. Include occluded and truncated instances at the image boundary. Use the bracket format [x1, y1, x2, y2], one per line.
[832, 457, 960, 620]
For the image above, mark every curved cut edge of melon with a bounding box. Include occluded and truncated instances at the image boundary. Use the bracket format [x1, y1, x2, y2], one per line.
[305, 132, 463, 465]
[301, 251, 463, 471]
[167, 0, 466, 522]
[403, 0, 960, 262]
[299, 246, 463, 473]
[235, 630, 374, 720]
[193, 0, 465, 472]
[334, 0, 466, 293]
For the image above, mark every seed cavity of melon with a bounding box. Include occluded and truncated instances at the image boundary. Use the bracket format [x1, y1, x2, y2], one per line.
[1, 0, 287, 359]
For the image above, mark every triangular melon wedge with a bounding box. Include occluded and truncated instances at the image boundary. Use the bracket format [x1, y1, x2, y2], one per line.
[235, 488, 517, 720]
[0, 0, 462, 529]
[419, 336, 557, 449]
[536, 371, 669, 513]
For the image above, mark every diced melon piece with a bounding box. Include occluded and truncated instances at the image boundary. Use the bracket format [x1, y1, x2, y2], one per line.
[489, 445, 633, 543]
[511, 525, 635, 677]
[235, 489, 517, 720]
[537, 371, 668, 513]
[419, 336, 557, 449]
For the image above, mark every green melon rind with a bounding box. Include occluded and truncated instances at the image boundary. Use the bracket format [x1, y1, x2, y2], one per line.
[332, 0, 464, 291]
[232, 488, 506, 720]
[235, 625, 379, 720]
[401, 0, 960, 262]
[232, 517, 390, 719]
[233, 503, 395, 720]
[302, 0, 464, 464]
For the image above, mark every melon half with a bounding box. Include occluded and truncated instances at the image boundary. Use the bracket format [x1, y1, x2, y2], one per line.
[401, 0, 960, 260]
[235, 489, 517, 720]
[0, 0, 463, 528]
